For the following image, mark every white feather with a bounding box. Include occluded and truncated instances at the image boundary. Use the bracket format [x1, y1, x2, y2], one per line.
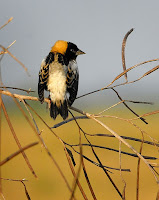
[47, 61, 67, 106]
[68, 60, 78, 73]
[40, 59, 46, 69]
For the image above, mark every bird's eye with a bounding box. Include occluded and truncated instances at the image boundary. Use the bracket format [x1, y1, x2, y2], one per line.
[70, 49, 75, 53]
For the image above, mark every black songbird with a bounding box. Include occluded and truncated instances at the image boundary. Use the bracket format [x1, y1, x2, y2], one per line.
[38, 40, 85, 120]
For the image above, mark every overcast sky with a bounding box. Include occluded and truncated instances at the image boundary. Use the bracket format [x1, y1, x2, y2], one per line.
[1, 1, 159, 107]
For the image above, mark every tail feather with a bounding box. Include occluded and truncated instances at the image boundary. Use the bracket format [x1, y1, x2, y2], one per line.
[50, 102, 59, 120]
[50, 100, 68, 120]
[59, 100, 68, 120]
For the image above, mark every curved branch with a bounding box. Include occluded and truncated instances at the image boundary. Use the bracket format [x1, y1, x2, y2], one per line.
[122, 28, 134, 81]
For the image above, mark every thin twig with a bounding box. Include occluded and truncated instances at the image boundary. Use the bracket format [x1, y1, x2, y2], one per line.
[0, 40, 16, 57]
[1, 87, 73, 197]
[1, 177, 30, 200]
[0, 45, 29, 75]
[69, 110, 83, 200]
[0, 86, 34, 93]
[1, 100, 37, 178]
[90, 133, 159, 147]
[103, 59, 159, 89]
[21, 101, 74, 197]
[98, 100, 125, 115]
[0, 90, 157, 126]
[21, 181, 31, 200]
[87, 114, 159, 183]
[52, 116, 87, 128]
[69, 110, 97, 200]
[0, 142, 39, 166]
[69, 107, 159, 147]
[122, 28, 134, 81]
[0, 90, 49, 103]
[124, 100, 153, 105]
[0, 177, 28, 182]
[119, 141, 126, 199]
[136, 131, 144, 200]
[90, 140, 123, 198]
[71, 146, 130, 172]
[129, 110, 159, 122]
[22, 100, 41, 136]
[0, 41, 16, 85]
[0, 17, 13, 30]
[70, 143, 157, 160]
[77, 58, 159, 99]
[64, 147, 88, 200]
[51, 100, 153, 128]
[112, 88, 148, 124]
[71, 113, 122, 199]
[69, 110, 96, 200]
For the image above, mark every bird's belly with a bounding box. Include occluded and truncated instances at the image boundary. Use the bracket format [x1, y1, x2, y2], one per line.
[47, 67, 67, 105]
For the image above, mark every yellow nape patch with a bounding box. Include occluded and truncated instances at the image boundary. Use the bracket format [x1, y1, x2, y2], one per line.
[51, 40, 68, 55]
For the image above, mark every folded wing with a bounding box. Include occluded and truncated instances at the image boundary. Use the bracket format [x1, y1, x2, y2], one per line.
[66, 61, 79, 106]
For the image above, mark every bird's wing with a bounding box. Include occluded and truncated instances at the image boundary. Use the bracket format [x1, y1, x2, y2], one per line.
[38, 52, 54, 103]
[66, 61, 79, 106]
[38, 59, 49, 103]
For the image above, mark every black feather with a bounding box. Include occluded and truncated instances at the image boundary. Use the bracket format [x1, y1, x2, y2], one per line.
[38, 83, 45, 103]
[67, 70, 79, 106]
[59, 100, 68, 120]
[50, 100, 68, 120]
[50, 102, 59, 120]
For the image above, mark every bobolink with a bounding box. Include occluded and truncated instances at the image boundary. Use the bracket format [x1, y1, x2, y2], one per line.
[38, 40, 85, 120]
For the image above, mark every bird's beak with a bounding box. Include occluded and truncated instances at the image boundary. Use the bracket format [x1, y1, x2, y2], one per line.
[76, 49, 86, 55]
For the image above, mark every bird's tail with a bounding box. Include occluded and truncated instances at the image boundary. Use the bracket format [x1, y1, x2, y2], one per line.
[50, 100, 68, 120]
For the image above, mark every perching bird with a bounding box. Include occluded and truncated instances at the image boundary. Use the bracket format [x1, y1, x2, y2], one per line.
[38, 40, 85, 120]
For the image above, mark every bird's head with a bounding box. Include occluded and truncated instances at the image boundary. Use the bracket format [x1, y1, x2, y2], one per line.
[51, 40, 85, 60]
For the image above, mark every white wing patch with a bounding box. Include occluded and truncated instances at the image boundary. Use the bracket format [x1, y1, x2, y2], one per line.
[68, 60, 78, 74]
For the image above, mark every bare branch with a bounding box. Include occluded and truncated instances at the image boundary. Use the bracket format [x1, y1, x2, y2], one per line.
[64, 147, 88, 200]
[1, 177, 31, 200]
[0, 89, 49, 103]
[69, 111, 122, 199]
[0, 45, 29, 75]
[21, 102, 75, 197]
[0, 17, 13, 30]
[87, 114, 159, 183]
[119, 141, 126, 199]
[0, 86, 34, 93]
[21, 181, 31, 200]
[1, 100, 37, 178]
[77, 58, 159, 99]
[112, 88, 148, 124]
[52, 116, 87, 128]
[122, 28, 134, 81]
[70, 143, 157, 160]
[129, 110, 159, 122]
[68, 111, 97, 200]
[69, 112, 83, 200]
[71, 147, 130, 172]
[0, 142, 39, 166]
[136, 131, 144, 200]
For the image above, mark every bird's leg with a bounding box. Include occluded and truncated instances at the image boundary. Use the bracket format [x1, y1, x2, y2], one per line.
[46, 94, 51, 109]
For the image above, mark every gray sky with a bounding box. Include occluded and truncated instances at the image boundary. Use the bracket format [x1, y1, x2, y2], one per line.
[1, 1, 159, 107]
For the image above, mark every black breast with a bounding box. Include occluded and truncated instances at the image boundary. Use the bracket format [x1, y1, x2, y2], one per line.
[57, 53, 69, 66]
[45, 52, 54, 64]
